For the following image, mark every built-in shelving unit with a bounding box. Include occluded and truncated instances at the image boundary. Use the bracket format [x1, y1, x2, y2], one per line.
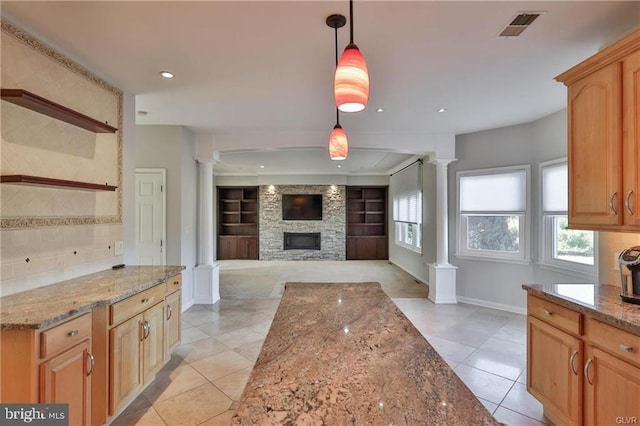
[346, 186, 388, 260]
[217, 186, 259, 259]
[0, 175, 117, 191]
[1, 89, 118, 133]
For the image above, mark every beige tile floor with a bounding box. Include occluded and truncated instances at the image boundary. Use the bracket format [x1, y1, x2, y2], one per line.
[112, 260, 545, 426]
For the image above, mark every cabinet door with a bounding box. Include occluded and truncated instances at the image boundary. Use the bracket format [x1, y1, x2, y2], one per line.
[584, 346, 640, 426]
[567, 62, 622, 228]
[165, 291, 182, 358]
[109, 314, 143, 414]
[623, 50, 640, 226]
[143, 302, 165, 383]
[527, 316, 582, 426]
[40, 340, 91, 426]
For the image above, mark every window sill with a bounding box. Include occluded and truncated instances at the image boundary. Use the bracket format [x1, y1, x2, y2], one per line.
[454, 254, 531, 265]
[395, 242, 422, 255]
[537, 262, 597, 281]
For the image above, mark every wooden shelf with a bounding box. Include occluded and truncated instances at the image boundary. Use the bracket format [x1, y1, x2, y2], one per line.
[1, 89, 118, 133]
[1, 175, 117, 191]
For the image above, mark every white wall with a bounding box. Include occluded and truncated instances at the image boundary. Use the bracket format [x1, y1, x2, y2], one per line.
[136, 125, 198, 308]
[388, 160, 437, 283]
[448, 110, 593, 312]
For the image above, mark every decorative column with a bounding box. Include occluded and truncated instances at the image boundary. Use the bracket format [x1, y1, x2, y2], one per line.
[428, 158, 457, 304]
[193, 150, 220, 304]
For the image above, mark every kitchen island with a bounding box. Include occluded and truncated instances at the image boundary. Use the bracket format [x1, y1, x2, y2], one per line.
[233, 282, 498, 425]
[523, 283, 640, 426]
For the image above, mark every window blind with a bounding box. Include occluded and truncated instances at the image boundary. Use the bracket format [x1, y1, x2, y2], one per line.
[460, 169, 526, 214]
[542, 162, 568, 213]
[392, 161, 422, 224]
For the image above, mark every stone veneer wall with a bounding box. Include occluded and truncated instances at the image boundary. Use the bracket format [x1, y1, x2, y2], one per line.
[259, 185, 346, 260]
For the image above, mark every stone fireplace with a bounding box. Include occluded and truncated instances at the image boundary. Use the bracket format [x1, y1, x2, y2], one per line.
[259, 185, 346, 260]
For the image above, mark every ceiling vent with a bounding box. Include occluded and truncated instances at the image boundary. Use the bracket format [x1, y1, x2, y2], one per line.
[499, 12, 543, 37]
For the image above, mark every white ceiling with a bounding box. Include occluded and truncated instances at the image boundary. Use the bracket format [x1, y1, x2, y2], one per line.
[2, 1, 639, 175]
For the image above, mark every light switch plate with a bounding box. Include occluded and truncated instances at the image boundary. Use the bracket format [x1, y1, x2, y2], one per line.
[115, 241, 124, 256]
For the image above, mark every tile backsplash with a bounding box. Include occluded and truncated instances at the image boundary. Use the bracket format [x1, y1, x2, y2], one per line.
[598, 231, 640, 286]
[0, 223, 123, 296]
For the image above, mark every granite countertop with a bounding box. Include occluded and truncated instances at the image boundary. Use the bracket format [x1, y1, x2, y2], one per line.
[522, 283, 640, 335]
[0, 265, 185, 330]
[233, 282, 499, 425]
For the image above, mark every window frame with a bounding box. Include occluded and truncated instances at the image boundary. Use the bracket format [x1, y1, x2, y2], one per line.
[395, 222, 422, 253]
[538, 158, 598, 278]
[456, 164, 531, 263]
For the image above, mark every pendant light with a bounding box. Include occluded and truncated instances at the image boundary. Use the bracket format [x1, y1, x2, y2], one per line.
[335, 0, 369, 113]
[327, 14, 349, 160]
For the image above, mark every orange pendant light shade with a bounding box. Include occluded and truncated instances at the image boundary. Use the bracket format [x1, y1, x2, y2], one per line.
[329, 124, 348, 160]
[335, 43, 369, 113]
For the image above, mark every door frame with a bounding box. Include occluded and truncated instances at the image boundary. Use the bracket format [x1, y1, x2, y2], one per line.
[135, 168, 167, 266]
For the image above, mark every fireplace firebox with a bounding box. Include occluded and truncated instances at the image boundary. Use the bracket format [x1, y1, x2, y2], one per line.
[284, 232, 321, 250]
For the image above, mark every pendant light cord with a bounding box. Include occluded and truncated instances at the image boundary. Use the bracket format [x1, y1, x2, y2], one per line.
[349, 0, 354, 44]
[334, 24, 341, 126]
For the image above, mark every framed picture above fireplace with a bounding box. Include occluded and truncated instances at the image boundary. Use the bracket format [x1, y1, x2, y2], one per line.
[282, 194, 323, 221]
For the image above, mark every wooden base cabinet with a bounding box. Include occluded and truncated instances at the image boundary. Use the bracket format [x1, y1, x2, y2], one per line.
[40, 339, 92, 426]
[584, 346, 640, 426]
[527, 316, 582, 426]
[165, 290, 181, 356]
[1, 312, 93, 426]
[109, 313, 144, 414]
[527, 294, 640, 426]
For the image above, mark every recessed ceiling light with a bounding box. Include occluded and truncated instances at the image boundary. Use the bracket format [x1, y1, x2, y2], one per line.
[160, 71, 174, 79]
[437, 108, 447, 113]
[260, 165, 265, 169]
[376, 108, 384, 113]
[337, 164, 342, 168]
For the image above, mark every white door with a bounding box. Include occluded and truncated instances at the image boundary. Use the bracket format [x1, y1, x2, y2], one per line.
[135, 169, 166, 265]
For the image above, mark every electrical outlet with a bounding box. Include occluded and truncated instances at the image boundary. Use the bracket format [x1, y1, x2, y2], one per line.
[115, 241, 124, 256]
[614, 251, 621, 271]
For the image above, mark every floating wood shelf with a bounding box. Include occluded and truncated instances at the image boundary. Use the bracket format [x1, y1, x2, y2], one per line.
[1, 175, 117, 191]
[1, 89, 118, 133]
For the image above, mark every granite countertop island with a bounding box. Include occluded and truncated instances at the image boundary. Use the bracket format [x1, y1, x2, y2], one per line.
[233, 282, 499, 425]
[0, 265, 185, 330]
[522, 283, 640, 335]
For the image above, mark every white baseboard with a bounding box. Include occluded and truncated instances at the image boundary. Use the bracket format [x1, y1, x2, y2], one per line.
[182, 298, 195, 312]
[387, 260, 429, 285]
[457, 296, 527, 316]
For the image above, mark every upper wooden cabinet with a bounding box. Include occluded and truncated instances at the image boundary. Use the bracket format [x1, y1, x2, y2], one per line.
[556, 29, 640, 232]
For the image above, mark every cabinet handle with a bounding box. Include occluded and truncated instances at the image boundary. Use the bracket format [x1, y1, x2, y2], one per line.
[610, 192, 618, 215]
[141, 298, 149, 304]
[140, 322, 147, 341]
[67, 329, 79, 337]
[174, 280, 179, 286]
[543, 309, 552, 316]
[143, 321, 150, 339]
[584, 358, 593, 385]
[625, 190, 634, 216]
[86, 352, 95, 376]
[569, 350, 578, 375]
[620, 344, 633, 352]
[167, 304, 173, 320]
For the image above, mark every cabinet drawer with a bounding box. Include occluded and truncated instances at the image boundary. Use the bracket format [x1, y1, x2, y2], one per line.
[166, 274, 182, 295]
[110, 285, 165, 326]
[40, 313, 91, 359]
[587, 318, 640, 367]
[528, 295, 582, 336]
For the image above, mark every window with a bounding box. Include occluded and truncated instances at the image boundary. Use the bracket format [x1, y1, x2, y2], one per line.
[391, 161, 422, 253]
[540, 159, 596, 275]
[457, 165, 529, 262]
